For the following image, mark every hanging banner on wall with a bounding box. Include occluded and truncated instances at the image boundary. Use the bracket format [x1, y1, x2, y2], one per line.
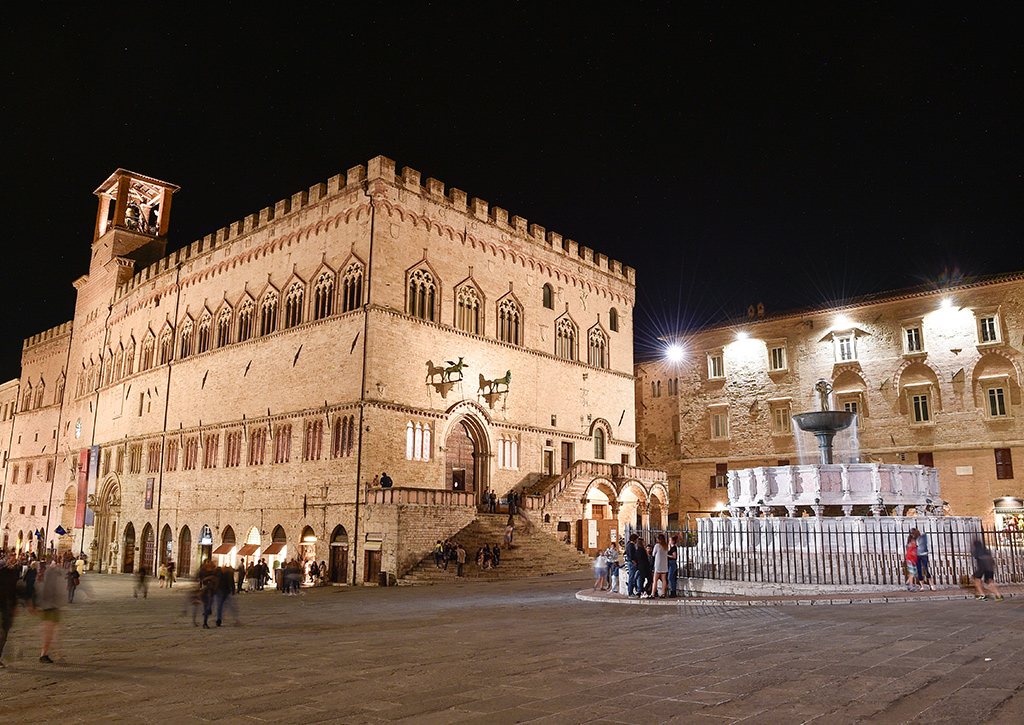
[85, 445, 99, 526]
[145, 478, 154, 509]
[74, 448, 89, 528]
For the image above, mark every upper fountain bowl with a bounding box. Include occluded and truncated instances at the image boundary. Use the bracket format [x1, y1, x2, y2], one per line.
[792, 410, 857, 434]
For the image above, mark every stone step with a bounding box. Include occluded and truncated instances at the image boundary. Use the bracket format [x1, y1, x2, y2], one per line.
[400, 513, 591, 585]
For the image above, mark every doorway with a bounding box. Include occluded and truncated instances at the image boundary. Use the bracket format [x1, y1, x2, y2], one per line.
[123, 523, 136, 573]
[560, 441, 574, 473]
[330, 525, 349, 584]
[446, 422, 475, 492]
[364, 549, 381, 583]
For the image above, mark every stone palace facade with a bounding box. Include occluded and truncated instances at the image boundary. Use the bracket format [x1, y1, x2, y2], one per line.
[636, 276, 1024, 528]
[0, 158, 667, 578]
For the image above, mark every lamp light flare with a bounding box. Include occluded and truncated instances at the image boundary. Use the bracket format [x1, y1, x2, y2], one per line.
[940, 298, 952, 310]
[736, 331, 749, 341]
[665, 344, 685, 363]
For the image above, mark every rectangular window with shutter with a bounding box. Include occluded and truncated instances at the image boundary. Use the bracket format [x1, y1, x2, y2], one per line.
[995, 448, 1014, 480]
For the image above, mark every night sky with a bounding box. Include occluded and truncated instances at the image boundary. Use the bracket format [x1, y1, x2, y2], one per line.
[3, 6, 1021, 380]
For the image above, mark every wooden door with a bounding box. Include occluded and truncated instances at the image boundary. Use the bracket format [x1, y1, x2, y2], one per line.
[331, 545, 348, 583]
[363, 550, 381, 583]
[560, 442, 574, 473]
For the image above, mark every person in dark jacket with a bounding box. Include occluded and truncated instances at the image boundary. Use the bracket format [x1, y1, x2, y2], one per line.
[1, 554, 20, 667]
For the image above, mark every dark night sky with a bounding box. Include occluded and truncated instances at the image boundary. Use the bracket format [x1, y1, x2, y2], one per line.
[3, 5, 1021, 380]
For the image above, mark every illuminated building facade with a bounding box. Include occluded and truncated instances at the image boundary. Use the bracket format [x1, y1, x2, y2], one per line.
[0, 157, 665, 577]
[637, 276, 1024, 527]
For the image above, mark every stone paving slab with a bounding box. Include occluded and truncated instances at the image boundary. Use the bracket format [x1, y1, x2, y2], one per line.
[1, 572, 1023, 723]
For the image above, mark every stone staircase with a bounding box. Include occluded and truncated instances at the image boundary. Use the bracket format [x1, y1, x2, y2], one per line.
[399, 512, 592, 585]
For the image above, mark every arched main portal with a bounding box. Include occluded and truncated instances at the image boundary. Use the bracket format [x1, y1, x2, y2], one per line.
[94, 478, 122, 573]
[580, 480, 618, 554]
[443, 411, 490, 504]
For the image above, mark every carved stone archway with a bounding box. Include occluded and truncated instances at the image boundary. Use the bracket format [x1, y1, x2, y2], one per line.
[93, 475, 122, 573]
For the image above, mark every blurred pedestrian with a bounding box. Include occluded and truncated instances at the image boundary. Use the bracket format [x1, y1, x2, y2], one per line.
[37, 559, 65, 663]
[134, 565, 149, 599]
[971, 538, 1004, 601]
[904, 534, 919, 591]
[910, 528, 936, 591]
[1, 554, 19, 667]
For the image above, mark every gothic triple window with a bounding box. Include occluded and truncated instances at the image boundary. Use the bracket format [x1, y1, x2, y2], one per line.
[332, 415, 355, 458]
[237, 299, 255, 342]
[455, 284, 481, 334]
[124, 341, 135, 376]
[197, 313, 212, 354]
[314, 271, 335, 320]
[588, 326, 608, 369]
[179, 319, 194, 359]
[158, 329, 173, 365]
[405, 422, 432, 461]
[260, 290, 279, 336]
[248, 427, 267, 466]
[140, 337, 155, 371]
[342, 262, 363, 313]
[497, 297, 522, 345]
[408, 268, 436, 322]
[273, 423, 292, 463]
[304, 419, 323, 461]
[224, 430, 243, 468]
[284, 281, 304, 329]
[217, 307, 232, 347]
[555, 317, 578, 360]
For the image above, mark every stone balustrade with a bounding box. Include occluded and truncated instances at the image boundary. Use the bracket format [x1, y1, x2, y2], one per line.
[727, 463, 941, 516]
[365, 486, 476, 508]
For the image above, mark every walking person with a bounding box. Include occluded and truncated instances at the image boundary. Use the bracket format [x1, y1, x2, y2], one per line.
[0, 554, 19, 668]
[625, 534, 639, 597]
[165, 558, 176, 588]
[66, 565, 80, 603]
[37, 559, 65, 663]
[488, 490, 496, 513]
[433, 540, 444, 569]
[134, 565, 149, 599]
[456, 543, 466, 577]
[971, 537, 1004, 601]
[504, 519, 515, 548]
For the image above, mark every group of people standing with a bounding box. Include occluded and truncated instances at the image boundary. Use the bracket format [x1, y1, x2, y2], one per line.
[621, 533, 680, 598]
[0, 551, 84, 666]
[433, 540, 468, 576]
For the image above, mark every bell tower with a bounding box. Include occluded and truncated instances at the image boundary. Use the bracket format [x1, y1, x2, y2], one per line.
[92, 170, 180, 274]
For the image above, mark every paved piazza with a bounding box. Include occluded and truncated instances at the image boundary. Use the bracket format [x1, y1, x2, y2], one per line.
[1, 573, 1023, 723]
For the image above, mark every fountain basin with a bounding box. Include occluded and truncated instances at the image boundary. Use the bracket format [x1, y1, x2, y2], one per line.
[792, 410, 857, 433]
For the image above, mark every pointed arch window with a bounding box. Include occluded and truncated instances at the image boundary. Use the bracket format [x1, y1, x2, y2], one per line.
[179, 319, 194, 359]
[197, 313, 212, 354]
[497, 297, 522, 345]
[237, 299, 255, 342]
[273, 423, 292, 463]
[54, 375, 65, 405]
[314, 271, 335, 320]
[542, 284, 554, 309]
[594, 428, 606, 460]
[113, 346, 124, 382]
[332, 415, 355, 458]
[216, 307, 232, 347]
[35, 381, 45, 408]
[158, 329, 173, 365]
[609, 308, 619, 332]
[140, 337, 155, 371]
[260, 290, 279, 336]
[342, 262, 363, 313]
[455, 284, 482, 334]
[284, 281, 304, 329]
[124, 341, 135, 376]
[407, 268, 436, 322]
[304, 418, 323, 461]
[588, 327, 608, 369]
[103, 350, 115, 387]
[555, 317, 578, 360]
[22, 384, 32, 412]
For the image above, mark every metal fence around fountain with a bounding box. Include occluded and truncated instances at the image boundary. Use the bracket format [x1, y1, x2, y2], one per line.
[626, 524, 1024, 586]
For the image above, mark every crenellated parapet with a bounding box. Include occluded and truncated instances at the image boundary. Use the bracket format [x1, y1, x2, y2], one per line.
[112, 155, 635, 306]
[23, 320, 74, 350]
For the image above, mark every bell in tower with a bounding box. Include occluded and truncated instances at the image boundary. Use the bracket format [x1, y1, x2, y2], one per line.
[93, 170, 180, 270]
